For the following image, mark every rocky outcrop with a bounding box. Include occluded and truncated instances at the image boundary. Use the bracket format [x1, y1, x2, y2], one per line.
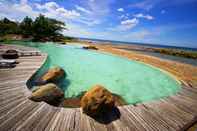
[41, 67, 65, 83]
[60, 91, 126, 108]
[28, 83, 64, 106]
[83, 46, 98, 50]
[2, 49, 19, 59]
[81, 85, 115, 117]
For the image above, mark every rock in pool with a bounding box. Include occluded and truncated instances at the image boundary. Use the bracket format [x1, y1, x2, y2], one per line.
[40, 67, 65, 84]
[28, 83, 64, 106]
[81, 85, 115, 117]
[61, 91, 125, 108]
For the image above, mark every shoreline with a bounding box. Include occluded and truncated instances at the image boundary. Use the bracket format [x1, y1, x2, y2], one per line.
[72, 40, 197, 59]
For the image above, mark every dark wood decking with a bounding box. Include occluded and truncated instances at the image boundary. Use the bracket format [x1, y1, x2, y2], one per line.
[0, 45, 197, 131]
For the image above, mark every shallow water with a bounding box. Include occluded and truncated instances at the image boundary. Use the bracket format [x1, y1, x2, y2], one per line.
[9, 41, 181, 104]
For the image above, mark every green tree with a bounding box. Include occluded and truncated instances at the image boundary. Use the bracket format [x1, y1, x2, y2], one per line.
[20, 16, 33, 37]
[0, 18, 19, 36]
[32, 14, 65, 41]
[0, 15, 67, 42]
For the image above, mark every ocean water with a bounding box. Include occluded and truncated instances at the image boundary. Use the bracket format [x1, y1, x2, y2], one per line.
[9, 41, 181, 105]
[80, 38, 197, 51]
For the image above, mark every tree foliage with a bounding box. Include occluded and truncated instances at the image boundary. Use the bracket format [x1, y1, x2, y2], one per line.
[20, 16, 33, 37]
[0, 18, 20, 36]
[32, 15, 65, 41]
[0, 14, 66, 41]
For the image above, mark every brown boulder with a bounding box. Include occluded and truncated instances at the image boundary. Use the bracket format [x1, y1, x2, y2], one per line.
[61, 91, 126, 108]
[83, 46, 98, 50]
[41, 67, 65, 83]
[81, 85, 115, 117]
[28, 83, 64, 106]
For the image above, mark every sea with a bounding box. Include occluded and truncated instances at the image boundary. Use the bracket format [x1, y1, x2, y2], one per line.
[79, 38, 197, 51]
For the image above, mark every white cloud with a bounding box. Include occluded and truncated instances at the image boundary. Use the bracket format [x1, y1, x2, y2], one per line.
[35, 2, 103, 26]
[121, 18, 139, 25]
[75, 0, 114, 26]
[0, 0, 39, 21]
[0, 0, 82, 26]
[45, 2, 59, 10]
[65, 0, 115, 27]
[58, 9, 80, 19]
[133, 13, 154, 20]
[117, 8, 124, 12]
[75, 5, 91, 14]
[120, 18, 139, 30]
[35, 2, 81, 20]
[109, 18, 139, 31]
[37, 0, 114, 27]
[35, 2, 59, 10]
[78, 19, 101, 26]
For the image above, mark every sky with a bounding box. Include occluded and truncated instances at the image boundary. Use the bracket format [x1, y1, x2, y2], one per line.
[0, 0, 197, 48]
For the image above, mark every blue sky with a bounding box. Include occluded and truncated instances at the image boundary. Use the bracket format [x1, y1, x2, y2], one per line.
[0, 0, 197, 47]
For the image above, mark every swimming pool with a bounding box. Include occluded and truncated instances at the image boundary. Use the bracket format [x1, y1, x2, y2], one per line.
[11, 41, 181, 104]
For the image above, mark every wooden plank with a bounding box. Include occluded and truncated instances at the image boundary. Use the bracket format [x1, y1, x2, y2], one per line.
[59, 109, 79, 131]
[168, 95, 197, 115]
[15, 103, 51, 131]
[0, 90, 27, 103]
[0, 99, 30, 123]
[0, 81, 26, 88]
[32, 106, 59, 131]
[0, 97, 26, 116]
[44, 107, 61, 131]
[0, 86, 27, 95]
[0, 101, 39, 131]
[142, 103, 178, 130]
[46, 108, 66, 131]
[144, 101, 182, 130]
[0, 74, 31, 81]
[0, 78, 26, 86]
[119, 106, 144, 131]
[10, 103, 44, 131]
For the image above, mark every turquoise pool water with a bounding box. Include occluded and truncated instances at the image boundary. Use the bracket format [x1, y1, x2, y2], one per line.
[9, 42, 181, 104]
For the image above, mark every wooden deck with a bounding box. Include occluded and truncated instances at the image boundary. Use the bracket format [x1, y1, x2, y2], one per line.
[0, 45, 197, 131]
